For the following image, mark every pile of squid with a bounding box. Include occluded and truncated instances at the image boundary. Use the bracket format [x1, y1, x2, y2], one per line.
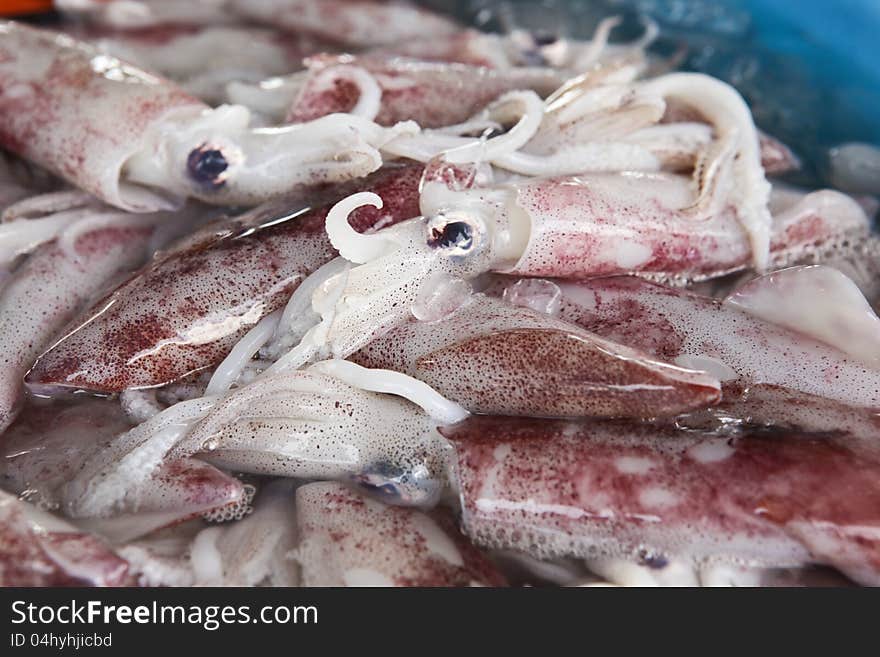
[1, 0, 879, 588]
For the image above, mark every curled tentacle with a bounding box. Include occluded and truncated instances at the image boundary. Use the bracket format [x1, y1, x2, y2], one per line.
[443, 91, 546, 164]
[639, 73, 772, 269]
[324, 192, 398, 263]
[569, 15, 623, 70]
[302, 64, 382, 122]
[309, 359, 470, 424]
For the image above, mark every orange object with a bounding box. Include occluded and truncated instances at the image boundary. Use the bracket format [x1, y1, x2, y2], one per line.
[0, 0, 54, 16]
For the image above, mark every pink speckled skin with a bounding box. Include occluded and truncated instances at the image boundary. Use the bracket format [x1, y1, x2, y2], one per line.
[0, 224, 154, 434]
[294, 482, 506, 587]
[505, 174, 868, 280]
[233, 0, 460, 48]
[540, 276, 880, 410]
[0, 489, 132, 586]
[0, 399, 246, 542]
[27, 162, 426, 392]
[351, 293, 721, 419]
[0, 21, 205, 211]
[444, 416, 880, 586]
[287, 54, 567, 128]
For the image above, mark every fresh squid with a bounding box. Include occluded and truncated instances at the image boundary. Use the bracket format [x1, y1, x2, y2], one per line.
[0, 22, 416, 211]
[0, 399, 249, 543]
[443, 416, 880, 586]
[509, 266, 880, 410]
[0, 219, 157, 433]
[56, 358, 469, 521]
[350, 291, 721, 418]
[230, 0, 460, 48]
[74, 24, 334, 104]
[0, 489, 131, 586]
[54, 0, 237, 29]
[282, 54, 569, 129]
[371, 15, 657, 73]
[292, 481, 506, 587]
[279, 175, 868, 368]
[26, 161, 427, 393]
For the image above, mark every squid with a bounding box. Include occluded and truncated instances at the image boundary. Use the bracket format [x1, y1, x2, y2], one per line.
[443, 416, 880, 586]
[0, 399, 249, 543]
[0, 218, 157, 433]
[26, 161, 428, 393]
[230, 0, 461, 48]
[372, 15, 657, 73]
[54, 0, 237, 29]
[292, 481, 506, 587]
[57, 360, 469, 521]
[74, 23, 334, 104]
[278, 175, 868, 369]
[0, 22, 417, 212]
[181, 480, 299, 587]
[349, 291, 721, 418]
[510, 266, 880, 410]
[0, 489, 131, 586]
[282, 54, 569, 128]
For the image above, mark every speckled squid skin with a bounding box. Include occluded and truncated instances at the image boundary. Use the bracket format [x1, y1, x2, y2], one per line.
[0, 21, 205, 211]
[350, 293, 721, 419]
[27, 162, 426, 393]
[232, 0, 460, 48]
[68, 23, 330, 103]
[504, 174, 869, 280]
[444, 416, 880, 586]
[540, 276, 880, 409]
[293, 482, 506, 587]
[0, 489, 131, 586]
[287, 54, 568, 128]
[0, 399, 246, 543]
[0, 224, 154, 434]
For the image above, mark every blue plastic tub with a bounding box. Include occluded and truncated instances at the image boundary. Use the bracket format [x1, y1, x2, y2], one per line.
[440, 0, 880, 186]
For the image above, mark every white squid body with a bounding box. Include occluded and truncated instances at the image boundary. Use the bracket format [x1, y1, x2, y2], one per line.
[536, 266, 880, 410]
[0, 489, 130, 586]
[231, 0, 460, 48]
[64, 363, 465, 520]
[289, 174, 868, 367]
[0, 221, 156, 434]
[292, 481, 506, 587]
[0, 22, 413, 211]
[82, 24, 329, 104]
[182, 368, 455, 507]
[0, 399, 247, 544]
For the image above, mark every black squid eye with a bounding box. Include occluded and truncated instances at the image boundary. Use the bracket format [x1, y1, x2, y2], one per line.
[427, 220, 474, 251]
[532, 31, 559, 46]
[187, 144, 229, 189]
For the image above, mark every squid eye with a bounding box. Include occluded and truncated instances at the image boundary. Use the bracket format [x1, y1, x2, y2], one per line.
[187, 144, 229, 189]
[532, 31, 559, 46]
[426, 211, 487, 259]
[428, 221, 473, 251]
[352, 461, 441, 507]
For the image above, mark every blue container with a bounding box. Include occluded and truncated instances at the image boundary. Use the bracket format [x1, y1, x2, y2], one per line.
[445, 0, 880, 185]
